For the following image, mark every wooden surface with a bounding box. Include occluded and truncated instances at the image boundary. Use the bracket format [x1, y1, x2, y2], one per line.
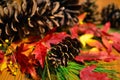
[96, 0, 120, 12]
[0, 69, 30, 80]
[80, 0, 120, 12]
[0, 0, 120, 80]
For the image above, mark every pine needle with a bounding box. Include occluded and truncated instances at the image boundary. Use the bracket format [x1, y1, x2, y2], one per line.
[45, 57, 52, 80]
[56, 61, 85, 80]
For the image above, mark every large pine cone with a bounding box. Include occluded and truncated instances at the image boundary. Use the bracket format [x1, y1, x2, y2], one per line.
[101, 4, 120, 29]
[48, 37, 81, 68]
[80, 0, 99, 23]
[0, 0, 81, 42]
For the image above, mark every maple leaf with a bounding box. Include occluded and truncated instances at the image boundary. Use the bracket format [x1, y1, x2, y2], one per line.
[110, 33, 120, 52]
[113, 42, 120, 53]
[79, 34, 94, 47]
[32, 42, 47, 68]
[32, 32, 69, 68]
[70, 25, 79, 38]
[79, 23, 101, 36]
[0, 50, 7, 72]
[80, 65, 112, 80]
[15, 43, 38, 79]
[41, 32, 69, 48]
[100, 31, 120, 54]
[78, 13, 87, 24]
[0, 57, 7, 71]
[70, 23, 102, 39]
[75, 48, 117, 62]
[0, 50, 4, 63]
[101, 22, 111, 33]
[102, 37, 112, 53]
[79, 33, 104, 51]
[87, 39, 103, 49]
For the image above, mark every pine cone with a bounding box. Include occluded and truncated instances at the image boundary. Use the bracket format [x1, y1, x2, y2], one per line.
[101, 4, 120, 29]
[0, 0, 44, 41]
[0, 0, 81, 42]
[80, 0, 99, 23]
[0, 0, 7, 6]
[50, 0, 81, 26]
[48, 37, 81, 68]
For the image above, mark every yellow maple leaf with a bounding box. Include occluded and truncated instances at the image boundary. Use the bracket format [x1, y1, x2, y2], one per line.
[79, 34, 94, 47]
[0, 57, 7, 71]
[89, 47, 100, 55]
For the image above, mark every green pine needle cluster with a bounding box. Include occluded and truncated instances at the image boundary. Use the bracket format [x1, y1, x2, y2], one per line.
[41, 59, 120, 80]
[56, 62, 85, 80]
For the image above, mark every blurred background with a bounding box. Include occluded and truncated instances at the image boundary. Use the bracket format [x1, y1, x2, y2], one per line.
[80, 0, 120, 11]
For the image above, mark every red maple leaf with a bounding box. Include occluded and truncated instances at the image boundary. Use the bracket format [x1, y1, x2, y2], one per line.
[41, 32, 69, 48]
[0, 50, 4, 63]
[32, 32, 69, 68]
[70, 23, 102, 37]
[75, 50, 117, 62]
[32, 42, 47, 68]
[102, 37, 112, 53]
[80, 65, 112, 80]
[70, 25, 79, 38]
[101, 22, 111, 33]
[15, 43, 38, 79]
[113, 42, 120, 52]
[110, 33, 120, 52]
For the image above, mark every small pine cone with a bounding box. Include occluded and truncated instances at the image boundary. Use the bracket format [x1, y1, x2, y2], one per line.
[0, 0, 81, 42]
[48, 37, 81, 68]
[80, 0, 99, 23]
[101, 4, 120, 29]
